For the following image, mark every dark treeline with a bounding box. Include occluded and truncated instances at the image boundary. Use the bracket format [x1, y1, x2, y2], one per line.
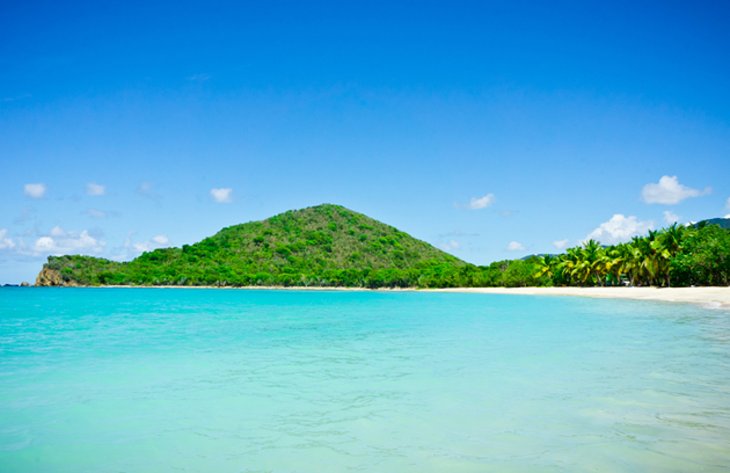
[42, 222, 729, 289]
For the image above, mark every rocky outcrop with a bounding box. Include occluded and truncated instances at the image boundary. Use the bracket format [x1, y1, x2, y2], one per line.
[35, 267, 78, 286]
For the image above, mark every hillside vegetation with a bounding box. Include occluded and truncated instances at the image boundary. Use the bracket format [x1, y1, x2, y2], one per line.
[36, 207, 730, 288]
[38, 204, 468, 287]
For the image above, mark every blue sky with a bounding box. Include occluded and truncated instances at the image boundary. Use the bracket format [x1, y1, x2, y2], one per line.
[1, 1, 729, 283]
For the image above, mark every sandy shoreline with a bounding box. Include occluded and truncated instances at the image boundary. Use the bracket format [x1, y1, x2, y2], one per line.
[34, 284, 730, 309]
[430, 286, 730, 309]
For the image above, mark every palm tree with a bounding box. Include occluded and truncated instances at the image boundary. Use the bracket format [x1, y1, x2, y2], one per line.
[580, 239, 605, 286]
[542, 223, 702, 288]
[656, 223, 685, 286]
[558, 247, 583, 286]
[604, 245, 624, 286]
[534, 255, 556, 284]
[627, 236, 652, 286]
[662, 224, 684, 251]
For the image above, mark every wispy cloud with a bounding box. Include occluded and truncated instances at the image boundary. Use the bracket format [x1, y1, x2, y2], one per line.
[440, 240, 461, 251]
[85, 208, 106, 219]
[13, 206, 37, 225]
[83, 208, 120, 219]
[663, 210, 680, 224]
[211, 187, 233, 203]
[24, 183, 46, 199]
[0, 229, 15, 250]
[553, 239, 569, 250]
[187, 73, 211, 82]
[468, 193, 495, 210]
[438, 231, 480, 238]
[507, 241, 525, 251]
[86, 182, 106, 196]
[2, 93, 31, 103]
[137, 181, 162, 201]
[132, 234, 170, 254]
[641, 176, 709, 205]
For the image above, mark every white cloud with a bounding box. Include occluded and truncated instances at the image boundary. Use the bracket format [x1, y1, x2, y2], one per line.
[50, 225, 65, 237]
[34, 236, 54, 252]
[132, 234, 170, 255]
[641, 175, 708, 205]
[587, 214, 654, 245]
[108, 233, 136, 261]
[32, 229, 104, 255]
[507, 241, 525, 251]
[24, 183, 46, 198]
[663, 210, 680, 224]
[468, 193, 495, 210]
[441, 240, 461, 251]
[133, 242, 153, 253]
[211, 187, 233, 203]
[725, 214, 730, 219]
[86, 182, 106, 196]
[553, 239, 569, 250]
[0, 229, 15, 250]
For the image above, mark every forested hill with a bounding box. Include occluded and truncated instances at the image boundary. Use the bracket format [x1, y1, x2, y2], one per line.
[36, 204, 468, 287]
[34, 206, 730, 288]
[697, 217, 730, 229]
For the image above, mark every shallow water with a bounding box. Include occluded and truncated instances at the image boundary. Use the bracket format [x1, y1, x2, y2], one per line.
[1, 287, 729, 472]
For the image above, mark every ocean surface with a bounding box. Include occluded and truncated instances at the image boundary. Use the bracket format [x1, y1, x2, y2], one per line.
[1, 288, 729, 472]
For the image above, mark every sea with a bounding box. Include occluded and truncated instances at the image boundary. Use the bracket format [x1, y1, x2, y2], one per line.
[1, 287, 729, 472]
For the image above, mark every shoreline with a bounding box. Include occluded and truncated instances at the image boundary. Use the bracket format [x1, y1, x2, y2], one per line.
[26, 284, 730, 309]
[430, 286, 730, 310]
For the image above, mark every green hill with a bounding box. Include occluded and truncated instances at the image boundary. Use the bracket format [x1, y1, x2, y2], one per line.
[696, 217, 730, 230]
[36, 204, 469, 288]
[35, 207, 730, 289]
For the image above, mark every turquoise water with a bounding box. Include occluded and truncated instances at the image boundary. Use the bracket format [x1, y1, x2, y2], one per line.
[1, 288, 729, 472]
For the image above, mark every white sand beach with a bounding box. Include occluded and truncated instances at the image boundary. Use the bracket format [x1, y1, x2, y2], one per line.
[97, 285, 730, 309]
[432, 286, 730, 309]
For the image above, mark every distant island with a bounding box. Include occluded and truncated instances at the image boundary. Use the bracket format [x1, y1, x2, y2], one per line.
[36, 204, 730, 288]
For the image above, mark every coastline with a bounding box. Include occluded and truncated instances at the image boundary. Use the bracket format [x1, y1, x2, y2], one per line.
[430, 286, 730, 310]
[29, 284, 730, 309]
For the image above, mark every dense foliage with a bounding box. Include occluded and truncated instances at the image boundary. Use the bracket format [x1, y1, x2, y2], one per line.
[38, 208, 730, 288]
[42, 204, 467, 288]
[528, 222, 730, 287]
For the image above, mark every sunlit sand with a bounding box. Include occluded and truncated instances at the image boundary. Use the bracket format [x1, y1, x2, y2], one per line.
[432, 286, 730, 309]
